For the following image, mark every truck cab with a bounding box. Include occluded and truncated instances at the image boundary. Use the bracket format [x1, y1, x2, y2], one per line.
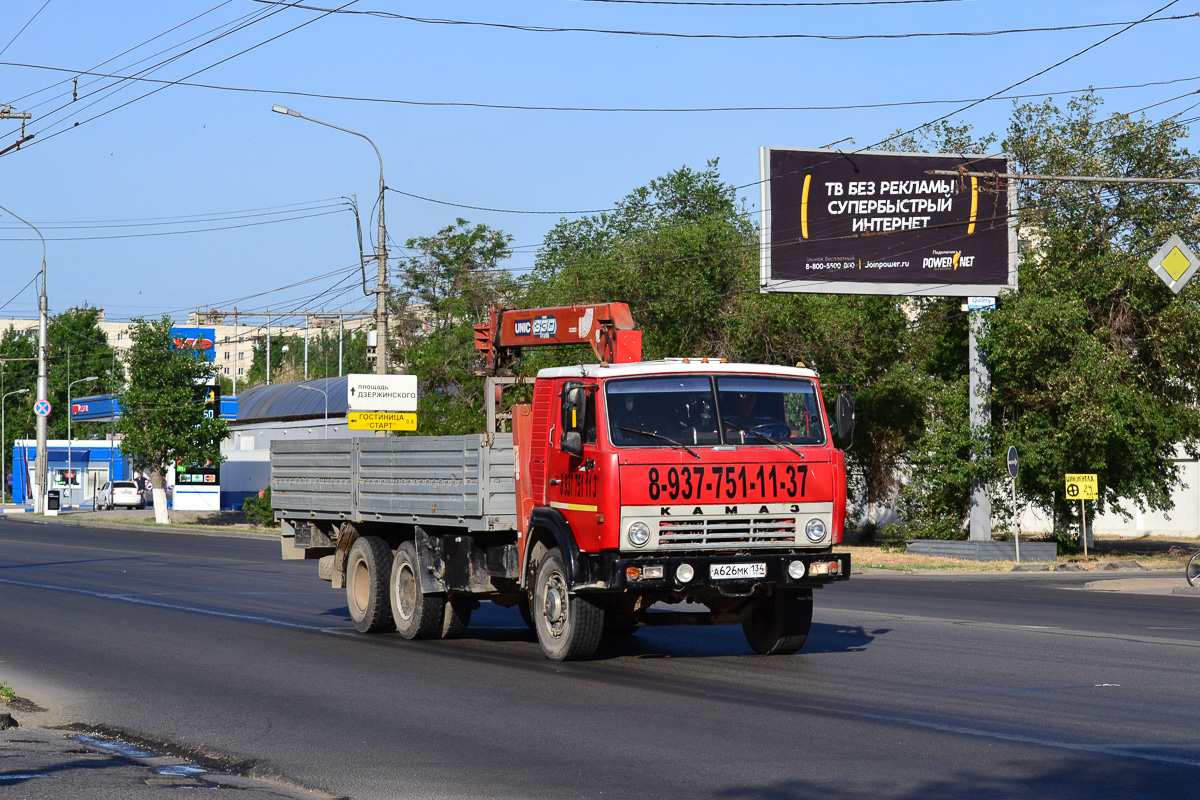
[514, 359, 850, 658]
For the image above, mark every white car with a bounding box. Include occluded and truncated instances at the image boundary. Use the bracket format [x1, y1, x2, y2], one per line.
[96, 481, 145, 510]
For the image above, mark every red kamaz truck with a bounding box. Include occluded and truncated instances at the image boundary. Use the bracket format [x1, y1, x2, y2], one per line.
[273, 304, 852, 660]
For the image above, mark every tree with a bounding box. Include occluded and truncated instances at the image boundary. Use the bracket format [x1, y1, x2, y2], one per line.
[390, 219, 516, 435]
[47, 306, 120, 441]
[242, 327, 371, 388]
[117, 316, 228, 524]
[528, 160, 935, 529]
[530, 160, 755, 360]
[982, 93, 1200, 536]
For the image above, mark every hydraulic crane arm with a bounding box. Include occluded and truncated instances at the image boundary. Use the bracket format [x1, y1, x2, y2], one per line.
[474, 303, 642, 372]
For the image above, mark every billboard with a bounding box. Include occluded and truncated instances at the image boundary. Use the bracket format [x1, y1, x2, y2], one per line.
[170, 327, 217, 362]
[759, 147, 1016, 296]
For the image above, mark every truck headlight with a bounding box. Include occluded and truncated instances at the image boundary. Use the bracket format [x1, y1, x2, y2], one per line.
[628, 521, 651, 547]
[805, 519, 827, 542]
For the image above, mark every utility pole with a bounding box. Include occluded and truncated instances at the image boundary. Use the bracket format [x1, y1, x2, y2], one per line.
[304, 308, 309, 381]
[266, 307, 271, 386]
[0, 203, 48, 513]
[232, 307, 238, 396]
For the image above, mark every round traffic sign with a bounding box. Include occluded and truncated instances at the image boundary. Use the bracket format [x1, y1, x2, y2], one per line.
[1006, 446, 1019, 479]
[34, 399, 51, 417]
[1066, 483, 1079, 498]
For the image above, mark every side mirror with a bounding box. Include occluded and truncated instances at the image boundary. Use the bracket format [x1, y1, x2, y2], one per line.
[835, 392, 855, 447]
[560, 382, 587, 456]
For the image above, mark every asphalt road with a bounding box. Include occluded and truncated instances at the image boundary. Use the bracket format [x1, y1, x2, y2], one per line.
[2, 518, 1199, 799]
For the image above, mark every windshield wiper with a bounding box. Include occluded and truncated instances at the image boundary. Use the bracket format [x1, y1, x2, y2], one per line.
[725, 423, 805, 459]
[616, 426, 701, 459]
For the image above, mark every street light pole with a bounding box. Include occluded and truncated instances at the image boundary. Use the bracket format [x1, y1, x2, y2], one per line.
[0, 203, 49, 513]
[67, 375, 99, 508]
[271, 105, 388, 380]
[3, 388, 30, 504]
[295, 383, 330, 439]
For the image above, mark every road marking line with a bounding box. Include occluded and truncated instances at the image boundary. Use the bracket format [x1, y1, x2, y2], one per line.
[0, 576, 347, 633]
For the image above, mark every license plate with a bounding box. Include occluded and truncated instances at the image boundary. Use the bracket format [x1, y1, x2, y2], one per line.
[710, 562, 767, 580]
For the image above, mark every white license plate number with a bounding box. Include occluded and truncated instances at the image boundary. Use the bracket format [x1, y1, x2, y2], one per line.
[710, 562, 767, 580]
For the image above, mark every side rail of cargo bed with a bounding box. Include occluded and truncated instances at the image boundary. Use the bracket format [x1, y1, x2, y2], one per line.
[271, 435, 518, 532]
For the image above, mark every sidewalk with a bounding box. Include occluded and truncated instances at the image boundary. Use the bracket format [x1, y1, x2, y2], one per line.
[2, 503, 277, 539]
[0, 701, 334, 799]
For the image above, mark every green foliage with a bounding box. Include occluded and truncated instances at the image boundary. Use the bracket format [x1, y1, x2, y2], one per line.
[2, 307, 118, 501]
[530, 160, 755, 361]
[985, 92, 1200, 531]
[0, 681, 14, 705]
[243, 328, 370, 388]
[116, 316, 228, 509]
[242, 486, 278, 527]
[390, 219, 516, 435]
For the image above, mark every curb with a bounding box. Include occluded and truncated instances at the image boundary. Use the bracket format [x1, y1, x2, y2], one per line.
[3, 513, 279, 542]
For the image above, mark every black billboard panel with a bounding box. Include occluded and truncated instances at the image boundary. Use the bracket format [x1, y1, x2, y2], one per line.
[760, 147, 1016, 296]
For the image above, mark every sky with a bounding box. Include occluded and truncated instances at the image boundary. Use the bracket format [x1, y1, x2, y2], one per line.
[1, 0, 1197, 328]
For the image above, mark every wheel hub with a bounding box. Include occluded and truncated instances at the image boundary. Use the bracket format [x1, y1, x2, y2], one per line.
[542, 571, 568, 639]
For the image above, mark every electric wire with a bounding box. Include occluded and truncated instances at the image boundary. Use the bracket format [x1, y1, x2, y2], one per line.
[252, 2, 1200, 41]
[0, 0, 52, 59]
[4, 1, 361, 156]
[7, 62, 1198, 115]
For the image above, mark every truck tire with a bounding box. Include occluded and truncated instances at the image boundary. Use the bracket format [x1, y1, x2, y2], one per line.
[441, 596, 473, 639]
[742, 588, 813, 655]
[390, 541, 444, 640]
[532, 548, 604, 661]
[346, 537, 396, 634]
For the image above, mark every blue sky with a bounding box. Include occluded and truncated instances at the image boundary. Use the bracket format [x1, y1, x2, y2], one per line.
[1, 0, 1197, 325]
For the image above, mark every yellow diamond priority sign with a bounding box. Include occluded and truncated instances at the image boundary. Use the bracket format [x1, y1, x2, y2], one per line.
[1149, 234, 1198, 294]
[349, 411, 417, 431]
[1065, 473, 1098, 501]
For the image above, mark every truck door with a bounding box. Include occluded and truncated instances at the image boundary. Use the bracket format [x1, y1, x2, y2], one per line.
[547, 380, 600, 551]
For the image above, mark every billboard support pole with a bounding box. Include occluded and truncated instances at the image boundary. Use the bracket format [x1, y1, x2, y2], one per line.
[968, 309, 992, 540]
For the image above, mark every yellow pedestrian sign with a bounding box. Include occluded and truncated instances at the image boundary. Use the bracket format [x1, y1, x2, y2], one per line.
[348, 411, 417, 431]
[1065, 473, 1097, 501]
[1148, 234, 1198, 294]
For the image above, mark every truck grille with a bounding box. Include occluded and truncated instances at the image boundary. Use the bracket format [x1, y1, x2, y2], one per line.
[657, 515, 797, 549]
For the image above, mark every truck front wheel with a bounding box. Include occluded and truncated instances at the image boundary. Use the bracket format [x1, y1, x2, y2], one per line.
[532, 548, 604, 661]
[742, 588, 813, 655]
[346, 537, 396, 634]
[390, 541, 444, 640]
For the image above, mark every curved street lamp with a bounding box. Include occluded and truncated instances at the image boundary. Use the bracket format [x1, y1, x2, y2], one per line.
[295, 383, 330, 439]
[271, 105, 388, 383]
[3, 388, 30, 504]
[0, 202, 48, 512]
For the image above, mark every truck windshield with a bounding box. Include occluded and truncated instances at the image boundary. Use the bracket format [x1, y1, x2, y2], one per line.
[716, 376, 825, 446]
[607, 376, 720, 447]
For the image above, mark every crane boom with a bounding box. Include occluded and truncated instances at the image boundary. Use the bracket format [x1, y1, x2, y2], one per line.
[474, 303, 642, 371]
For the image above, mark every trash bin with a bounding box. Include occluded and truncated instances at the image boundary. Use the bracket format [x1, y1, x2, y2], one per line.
[46, 489, 60, 516]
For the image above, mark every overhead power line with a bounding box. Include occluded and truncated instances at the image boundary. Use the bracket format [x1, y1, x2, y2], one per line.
[928, 169, 1200, 186]
[6, 60, 1198, 115]
[252, 3, 1200, 41]
[569, 0, 969, 5]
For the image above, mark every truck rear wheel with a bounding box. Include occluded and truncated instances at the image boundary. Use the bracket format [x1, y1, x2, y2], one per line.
[390, 541, 444, 640]
[742, 588, 813, 655]
[441, 596, 473, 639]
[532, 548, 604, 661]
[346, 537, 396, 634]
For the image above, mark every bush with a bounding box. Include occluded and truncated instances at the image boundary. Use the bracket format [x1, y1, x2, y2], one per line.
[243, 487, 278, 528]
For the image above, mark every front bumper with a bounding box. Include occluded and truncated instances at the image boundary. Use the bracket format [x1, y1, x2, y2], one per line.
[592, 551, 850, 592]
